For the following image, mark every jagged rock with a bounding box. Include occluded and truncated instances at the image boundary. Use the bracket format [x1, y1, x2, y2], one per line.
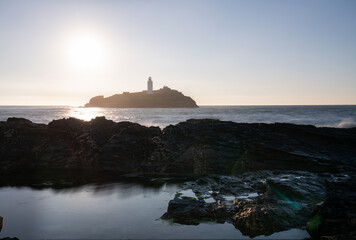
[96, 122, 162, 173]
[161, 119, 356, 175]
[1, 118, 355, 175]
[232, 199, 279, 237]
[307, 177, 356, 240]
[161, 195, 236, 225]
[161, 171, 342, 238]
[162, 196, 211, 225]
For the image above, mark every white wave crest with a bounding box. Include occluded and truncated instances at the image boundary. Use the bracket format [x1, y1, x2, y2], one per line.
[336, 118, 356, 128]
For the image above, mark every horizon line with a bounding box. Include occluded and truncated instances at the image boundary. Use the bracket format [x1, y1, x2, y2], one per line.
[0, 104, 356, 107]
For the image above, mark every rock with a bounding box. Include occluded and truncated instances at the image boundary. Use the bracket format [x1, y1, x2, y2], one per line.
[232, 199, 279, 237]
[0, 215, 2, 232]
[96, 122, 162, 173]
[161, 119, 356, 175]
[162, 171, 343, 238]
[306, 177, 356, 240]
[1, 118, 355, 175]
[162, 196, 212, 225]
[161, 195, 236, 225]
[6, 117, 33, 125]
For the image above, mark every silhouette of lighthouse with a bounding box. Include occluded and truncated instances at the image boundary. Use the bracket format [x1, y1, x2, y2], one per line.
[147, 76, 153, 94]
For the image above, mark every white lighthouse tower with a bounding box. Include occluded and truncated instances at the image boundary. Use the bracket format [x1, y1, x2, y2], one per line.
[147, 76, 153, 94]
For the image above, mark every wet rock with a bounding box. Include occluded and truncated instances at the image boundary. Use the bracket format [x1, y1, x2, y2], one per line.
[162, 186, 286, 238]
[161, 195, 236, 225]
[232, 199, 279, 237]
[162, 196, 211, 224]
[162, 171, 333, 238]
[307, 177, 356, 240]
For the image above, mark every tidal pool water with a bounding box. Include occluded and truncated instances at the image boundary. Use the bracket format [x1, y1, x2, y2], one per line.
[0, 182, 309, 239]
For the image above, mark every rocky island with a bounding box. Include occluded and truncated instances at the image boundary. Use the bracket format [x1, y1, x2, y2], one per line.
[84, 77, 198, 108]
[0, 117, 355, 239]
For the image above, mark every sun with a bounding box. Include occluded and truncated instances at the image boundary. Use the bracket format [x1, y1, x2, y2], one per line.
[67, 34, 106, 72]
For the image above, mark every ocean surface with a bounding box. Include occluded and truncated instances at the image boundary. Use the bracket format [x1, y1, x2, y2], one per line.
[0, 105, 355, 128]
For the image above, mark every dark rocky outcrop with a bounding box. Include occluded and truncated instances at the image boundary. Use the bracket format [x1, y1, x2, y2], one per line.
[161, 171, 356, 239]
[84, 87, 198, 108]
[1, 117, 355, 176]
[0, 117, 355, 239]
[0, 117, 162, 173]
[162, 171, 330, 238]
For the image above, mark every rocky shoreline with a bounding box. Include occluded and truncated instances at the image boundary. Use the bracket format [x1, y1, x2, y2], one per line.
[0, 117, 355, 239]
[1, 117, 355, 174]
[161, 171, 356, 239]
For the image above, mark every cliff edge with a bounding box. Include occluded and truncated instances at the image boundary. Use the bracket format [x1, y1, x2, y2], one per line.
[84, 86, 198, 108]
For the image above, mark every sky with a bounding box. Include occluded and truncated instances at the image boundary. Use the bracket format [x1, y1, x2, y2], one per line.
[0, 0, 355, 106]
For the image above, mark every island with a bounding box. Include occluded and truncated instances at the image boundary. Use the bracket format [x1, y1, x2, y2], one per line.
[84, 77, 198, 108]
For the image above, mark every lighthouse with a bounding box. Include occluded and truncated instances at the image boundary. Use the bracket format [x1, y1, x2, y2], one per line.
[147, 76, 153, 94]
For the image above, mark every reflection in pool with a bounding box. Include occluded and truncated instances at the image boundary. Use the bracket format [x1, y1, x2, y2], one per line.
[0, 182, 309, 239]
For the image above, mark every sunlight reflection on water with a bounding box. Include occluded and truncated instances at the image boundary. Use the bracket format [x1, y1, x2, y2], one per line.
[68, 107, 105, 121]
[0, 105, 355, 128]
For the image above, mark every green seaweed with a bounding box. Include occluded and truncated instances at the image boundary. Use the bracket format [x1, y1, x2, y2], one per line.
[307, 214, 323, 231]
[175, 192, 183, 197]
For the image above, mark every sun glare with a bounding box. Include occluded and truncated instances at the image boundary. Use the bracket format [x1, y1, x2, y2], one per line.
[69, 107, 104, 121]
[67, 34, 106, 72]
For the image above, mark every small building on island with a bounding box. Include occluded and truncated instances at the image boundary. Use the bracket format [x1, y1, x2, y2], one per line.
[147, 77, 153, 94]
[84, 76, 198, 108]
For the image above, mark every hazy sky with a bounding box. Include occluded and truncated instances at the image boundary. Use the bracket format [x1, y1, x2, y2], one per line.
[0, 0, 355, 105]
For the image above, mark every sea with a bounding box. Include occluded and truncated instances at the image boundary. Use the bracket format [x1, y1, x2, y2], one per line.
[0, 105, 356, 128]
[0, 105, 355, 239]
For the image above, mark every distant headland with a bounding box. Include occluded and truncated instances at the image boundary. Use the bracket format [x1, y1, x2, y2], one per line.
[84, 77, 198, 108]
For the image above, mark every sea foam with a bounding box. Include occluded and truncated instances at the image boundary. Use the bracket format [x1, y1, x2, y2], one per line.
[336, 118, 356, 128]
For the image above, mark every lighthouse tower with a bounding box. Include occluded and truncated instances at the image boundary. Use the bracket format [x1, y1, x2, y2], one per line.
[147, 76, 153, 94]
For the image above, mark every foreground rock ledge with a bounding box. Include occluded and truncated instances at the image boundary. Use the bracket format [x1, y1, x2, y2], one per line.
[0, 117, 355, 240]
[161, 172, 355, 239]
[0, 117, 355, 174]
